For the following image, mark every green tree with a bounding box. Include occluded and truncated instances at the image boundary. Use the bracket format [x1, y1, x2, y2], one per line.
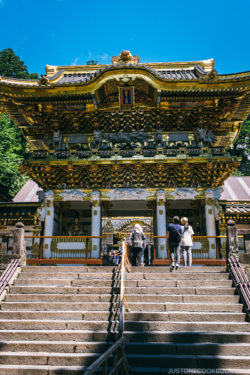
[0, 114, 28, 196]
[234, 116, 250, 176]
[0, 48, 39, 198]
[0, 48, 38, 79]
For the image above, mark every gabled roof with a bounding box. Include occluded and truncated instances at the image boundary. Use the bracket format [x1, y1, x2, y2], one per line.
[13, 180, 42, 202]
[0, 52, 249, 89]
[220, 176, 250, 201]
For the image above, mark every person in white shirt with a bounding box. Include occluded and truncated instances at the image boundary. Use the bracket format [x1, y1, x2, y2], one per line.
[181, 217, 194, 267]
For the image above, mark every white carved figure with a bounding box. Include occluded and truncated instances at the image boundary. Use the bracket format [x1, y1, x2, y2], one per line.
[58, 190, 88, 201]
[91, 190, 100, 202]
[114, 188, 148, 200]
[44, 190, 54, 202]
[156, 190, 166, 203]
[170, 188, 199, 200]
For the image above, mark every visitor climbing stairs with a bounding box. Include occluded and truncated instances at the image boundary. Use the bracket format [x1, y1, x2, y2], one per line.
[0, 265, 249, 374]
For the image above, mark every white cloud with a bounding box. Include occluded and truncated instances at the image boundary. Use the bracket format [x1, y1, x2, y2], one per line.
[100, 53, 110, 62]
[87, 52, 93, 60]
[71, 57, 79, 66]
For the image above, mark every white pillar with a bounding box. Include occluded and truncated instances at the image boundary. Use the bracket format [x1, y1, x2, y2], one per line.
[43, 191, 54, 258]
[205, 192, 216, 259]
[91, 191, 101, 258]
[156, 190, 167, 258]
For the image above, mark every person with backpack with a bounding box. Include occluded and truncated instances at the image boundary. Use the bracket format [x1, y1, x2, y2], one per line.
[129, 224, 146, 266]
[181, 217, 194, 267]
[167, 216, 183, 271]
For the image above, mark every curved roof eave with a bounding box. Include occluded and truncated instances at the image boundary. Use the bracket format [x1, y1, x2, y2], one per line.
[0, 65, 250, 98]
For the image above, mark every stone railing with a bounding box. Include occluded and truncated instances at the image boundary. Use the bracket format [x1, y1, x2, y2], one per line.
[0, 222, 26, 268]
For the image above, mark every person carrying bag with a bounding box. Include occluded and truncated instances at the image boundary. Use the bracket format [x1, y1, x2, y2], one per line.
[129, 224, 146, 267]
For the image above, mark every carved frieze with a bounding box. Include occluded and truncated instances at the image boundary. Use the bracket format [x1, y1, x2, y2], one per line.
[57, 190, 89, 201]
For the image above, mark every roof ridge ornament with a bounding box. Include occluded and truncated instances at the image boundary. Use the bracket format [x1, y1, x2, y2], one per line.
[111, 50, 140, 65]
[39, 74, 50, 86]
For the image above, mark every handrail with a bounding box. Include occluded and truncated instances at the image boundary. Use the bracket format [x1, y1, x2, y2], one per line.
[0, 258, 20, 296]
[84, 336, 127, 375]
[119, 241, 126, 334]
[228, 255, 250, 321]
[84, 240, 130, 375]
[24, 236, 102, 239]
[153, 235, 228, 238]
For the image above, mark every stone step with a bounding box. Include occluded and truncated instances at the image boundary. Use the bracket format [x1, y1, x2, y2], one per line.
[125, 294, 240, 303]
[125, 286, 235, 295]
[72, 279, 233, 287]
[14, 278, 233, 288]
[13, 280, 235, 291]
[0, 311, 244, 322]
[0, 352, 98, 366]
[129, 266, 227, 273]
[0, 365, 90, 375]
[0, 320, 117, 330]
[124, 312, 246, 322]
[11, 285, 236, 295]
[2, 329, 250, 343]
[5, 293, 240, 304]
[5, 294, 115, 302]
[0, 340, 112, 353]
[72, 279, 173, 287]
[1, 302, 114, 311]
[15, 279, 119, 287]
[1, 301, 243, 313]
[1, 352, 249, 370]
[18, 271, 230, 280]
[124, 321, 250, 332]
[18, 272, 114, 280]
[21, 266, 115, 273]
[125, 342, 250, 356]
[124, 331, 250, 343]
[0, 330, 116, 341]
[9, 286, 119, 294]
[126, 354, 250, 369]
[0, 310, 113, 320]
[126, 273, 230, 280]
[128, 302, 242, 312]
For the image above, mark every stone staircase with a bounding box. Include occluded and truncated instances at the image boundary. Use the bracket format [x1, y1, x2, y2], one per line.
[0, 265, 120, 374]
[124, 266, 250, 375]
[0, 265, 249, 375]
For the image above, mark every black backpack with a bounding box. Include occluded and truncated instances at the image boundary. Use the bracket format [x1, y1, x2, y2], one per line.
[171, 224, 182, 242]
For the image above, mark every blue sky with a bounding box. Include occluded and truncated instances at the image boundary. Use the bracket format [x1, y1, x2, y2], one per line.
[0, 0, 249, 76]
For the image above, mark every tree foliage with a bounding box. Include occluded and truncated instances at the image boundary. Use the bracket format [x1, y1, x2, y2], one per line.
[0, 48, 38, 79]
[0, 114, 28, 196]
[234, 116, 250, 176]
[0, 48, 39, 198]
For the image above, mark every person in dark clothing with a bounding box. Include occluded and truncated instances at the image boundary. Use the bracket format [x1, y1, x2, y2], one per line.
[167, 216, 183, 271]
[129, 224, 146, 266]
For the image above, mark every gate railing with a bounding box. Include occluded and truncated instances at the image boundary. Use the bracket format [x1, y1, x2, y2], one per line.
[84, 240, 130, 375]
[24, 235, 102, 265]
[153, 235, 228, 265]
[228, 255, 250, 321]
